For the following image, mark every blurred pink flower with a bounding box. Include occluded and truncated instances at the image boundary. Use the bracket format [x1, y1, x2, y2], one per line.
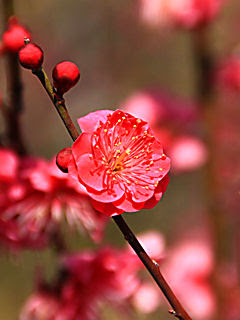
[21, 246, 140, 320]
[124, 89, 207, 173]
[0, 149, 108, 250]
[164, 239, 216, 319]
[20, 292, 59, 320]
[129, 231, 216, 318]
[132, 282, 161, 313]
[169, 136, 208, 172]
[139, 0, 226, 29]
[128, 230, 165, 260]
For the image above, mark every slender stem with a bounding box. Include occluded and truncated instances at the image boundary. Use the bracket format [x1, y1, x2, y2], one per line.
[113, 215, 192, 320]
[192, 27, 230, 320]
[32, 68, 79, 141]
[2, 0, 26, 155]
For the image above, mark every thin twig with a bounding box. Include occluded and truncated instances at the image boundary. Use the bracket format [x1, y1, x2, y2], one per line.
[30, 64, 192, 320]
[113, 215, 192, 320]
[32, 68, 79, 141]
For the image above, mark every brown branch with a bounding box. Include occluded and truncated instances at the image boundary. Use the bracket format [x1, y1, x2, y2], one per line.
[32, 68, 79, 141]
[2, 0, 27, 155]
[29, 64, 192, 320]
[113, 215, 192, 320]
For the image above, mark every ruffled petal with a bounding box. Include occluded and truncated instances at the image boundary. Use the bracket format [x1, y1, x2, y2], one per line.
[114, 195, 145, 212]
[76, 153, 105, 191]
[91, 199, 124, 216]
[143, 175, 169, 209]
[85, 182, 125, 203]
[77, 110, 113, 133]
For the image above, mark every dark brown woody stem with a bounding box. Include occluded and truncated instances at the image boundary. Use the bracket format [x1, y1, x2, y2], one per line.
[31, 66, 192, 320]
[2, 0, 27, 155]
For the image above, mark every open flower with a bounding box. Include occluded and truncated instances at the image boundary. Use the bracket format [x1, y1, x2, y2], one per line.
[68, 110, 170, 216]
[0, 149, 107, 250]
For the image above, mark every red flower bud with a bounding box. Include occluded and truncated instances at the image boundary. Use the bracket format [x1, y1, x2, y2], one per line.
[52, 61, 80, 95]
[18, 43, 44, 70]
[2, 17, 31, 53]
[56, 147, 72, 173]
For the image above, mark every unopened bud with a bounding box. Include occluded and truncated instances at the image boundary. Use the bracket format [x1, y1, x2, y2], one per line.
[56, 147, 72, 173]
[52, 61, 80, 96]
[2, 17, 31, 53]
[18, 43, 43, 70]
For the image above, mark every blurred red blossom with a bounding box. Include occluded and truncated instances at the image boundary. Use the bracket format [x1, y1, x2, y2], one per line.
[216, 55, 240, 92]
[139, 0, 226, 30]
[20, 246, 140, 320]
[124, 89, 207, 173]
[1, 16, 31, 54]
[67, 109, 170, 216]
[20, 230, 217, 319]
[0, 148, 107, 250]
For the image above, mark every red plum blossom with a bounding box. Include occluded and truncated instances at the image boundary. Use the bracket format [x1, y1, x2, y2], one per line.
[67, 109, 170, 216]
[0, 149, 107, 249]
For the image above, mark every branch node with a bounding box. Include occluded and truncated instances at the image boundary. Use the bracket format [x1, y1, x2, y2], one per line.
[169, 309, 183, 319]
[152, 259, 159, 267]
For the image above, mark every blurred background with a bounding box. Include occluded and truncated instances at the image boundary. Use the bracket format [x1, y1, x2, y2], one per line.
[1, 0, 240, 319]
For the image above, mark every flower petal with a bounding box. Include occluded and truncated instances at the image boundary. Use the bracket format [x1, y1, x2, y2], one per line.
[144, 175, 169, 209]
[72, 133, 92, 162]
[114, 195, 145, 212]
[91, 199, 124, 216]
[77, 110, 113, 133]
[86, 182, 125, 203]
[76, 153, 105, 191]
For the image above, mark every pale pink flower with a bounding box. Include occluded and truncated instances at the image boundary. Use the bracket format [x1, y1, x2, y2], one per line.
[169, 136, 208, 172]
[164, 239, 216, 319]
[139, 0, 226, 30]
[19, 292, 59, 320]
[128, 230, 165, 260]
[132, 282, 161, 313]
